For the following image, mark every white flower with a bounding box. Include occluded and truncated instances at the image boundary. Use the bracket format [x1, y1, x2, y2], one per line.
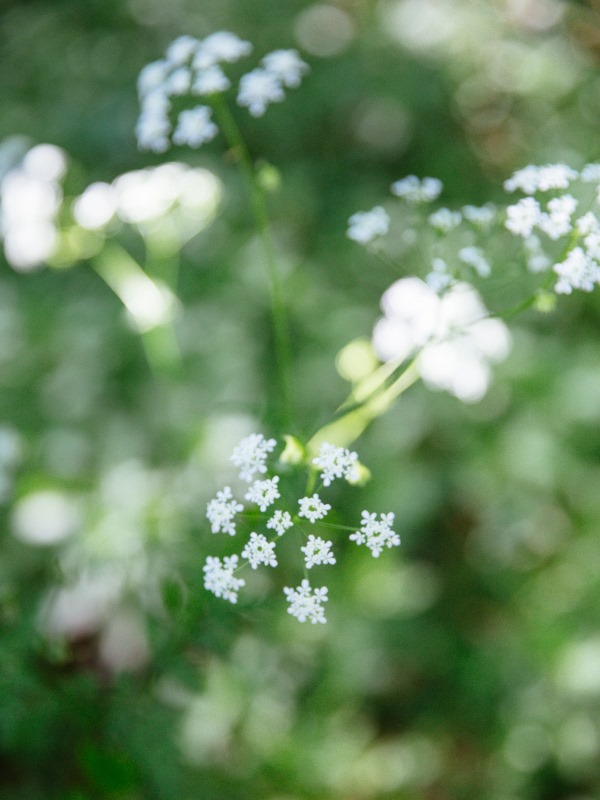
[298, 493, 331, 523]
[524, 235, 550, 273]
[206, 486, 243, 535]
[135, 111, 171, 153]
[505, 197, 542, 237]
[538, 195, 577, 240]
[391, 175, 442, 203]
[553, 247, 600, 294]
[231, 433, 277, 482]
[347, 206, 390, 245]
[350, 511, 399, 557]
[504, 164, 577, 194]
[283, 579, 328, 623]
[241, 532, 278, 569]
[193, 66, 231, 95]
[167, 67, 192, 95]
[244, 476, 280, 512]
[137, 60, 170, 97]
[428, 208, 461, 232]
[301, 535, 336, 568]
[173, 106, 219, 148]
[166, 35, 199, 66]
[458, 246, 491, 278]
[261, 49, 309, 88]
[194, 31, 252, 69]
[462, 204, 495, 226]
[237, 68, 285, 116]
[577, 212, 599, 236]
[312, 442, 358, 486]
[581, 163, 600, 183]
[203, 555, 245, 603]
[140, 89, 171, 116]
[425, 258, 453, 293]
[267, 509, 293, 536]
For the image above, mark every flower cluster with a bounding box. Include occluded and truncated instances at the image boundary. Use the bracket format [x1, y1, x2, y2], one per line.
[503, 162, 600, 294]
[203, 434, 399, 620]
[136, 32, 309, 152]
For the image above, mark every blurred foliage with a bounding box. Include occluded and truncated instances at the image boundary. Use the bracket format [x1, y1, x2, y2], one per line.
[2, 1, 600, 799]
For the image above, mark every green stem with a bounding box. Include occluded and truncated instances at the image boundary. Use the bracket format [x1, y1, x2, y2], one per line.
[212, 96, 293, 429]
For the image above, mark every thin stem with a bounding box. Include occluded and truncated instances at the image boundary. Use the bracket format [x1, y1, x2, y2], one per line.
[212, 96, 293, 429]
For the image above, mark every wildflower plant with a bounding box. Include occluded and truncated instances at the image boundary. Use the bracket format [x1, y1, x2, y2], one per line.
[203, 435, 399, 622]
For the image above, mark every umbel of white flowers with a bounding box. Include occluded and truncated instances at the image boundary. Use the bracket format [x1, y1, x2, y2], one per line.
[203, 433, 400, 623]
[136, 32, 309, 153]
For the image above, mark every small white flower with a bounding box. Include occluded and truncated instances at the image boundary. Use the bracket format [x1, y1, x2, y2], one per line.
[206, 486, 243, 535]
[166, 35, 199, 66]
[244, 476, 280, 512]
[193, 65, 231, 95]
[538, 195, 577, 241]
[553, 247, 600, 294]
[203, 555, 245, 603]
[261, 49, 309, 88]
[138, 60, 170, 97]
[312, 442, 358, 487]
[504, 164, 577, 194]
[241, 532, 278, 569]
[283, 579, 328, 623]
[505, 197, 542, 238]
[267, 509, 293, 536]
[577, 212, 599, 236]
[298, 493, 331, 523]
[391, 175, 442, 203]
[140, 89, 171, 116]
[462, 204, 495, 226]
[231, 433, 277, 482]
[173, 106, 219, 148]
[428, 208, 461, 232]
[347, 206, 390, 245]
[425, 258, 453, 293]
[135, 112, 171, 153]
[194, 31, 252, 69]
[581, 163, 600, 183]
[458, 246, 491, 278]
[237, 68, 285, 116]
[524, 235, 550, 273]
[301, 535, 336, 569]
[350, 511, 399, 557]
[167, 67, 192, 95]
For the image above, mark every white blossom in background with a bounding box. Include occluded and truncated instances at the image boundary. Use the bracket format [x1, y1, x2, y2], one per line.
[458, 246, 491, 278]
[425, 258, 453, 293]
[237, 68, 285, 116]
[241, 532, 278, 569]
[206, 486, 243, 535]
[192, 66, 231, 96]
[301, 535, 336, 568]
[346, 206, 390, 244]
[391, 175, 443, 203]
[373, 278, 512, 402]
[166, 35, 199, 66]
[428, 208, 462, 233]
[261, 49, 309, 87]
[350, 511, 399, 557]
[0, 144, 67, 272]
[504, 163, 578, 194]
[462, 204, 496, 227]
[581, 163, 600, 183]
[267, 510, 293, 536]
[283, 580, 328, 624]
[505, 197, 542, 237]
[298, 493, 331, 523]
[167, 67, 192, 95]
[135, 111, 171, 153]
[312, 442, 358, 486]
[173, 107, 219, 148]
[538, 195, 577, 240]
[203, 555, 245, 603]
[194, 31, 252, 69]
[244, 476, 280, 512]
[524, 235, 551, 273]
[231, 433, 277, 482]
[553, 247, 600, 294]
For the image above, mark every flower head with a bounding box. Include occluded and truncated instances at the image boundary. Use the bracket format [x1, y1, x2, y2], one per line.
[283, 579, 328, 623]
[203, 555, 245, 603]
[391, 175, 442, 203]
[231, 433, 277, 482]
[237, 68, 285, 116]
[301, 535, 336, 569]
[206, 486, 243, 535]
[298, 493, 331, 523]
[261, 49, 309, 88]
[244, 476, 280, 512]
[347, 206, 390, 245]
[267, 509, 293, 536]
[173, 106, 218, 148]
[241, 532, 278, 569]
[312, 442, 358, 486]
[350, 511, 399, 557]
